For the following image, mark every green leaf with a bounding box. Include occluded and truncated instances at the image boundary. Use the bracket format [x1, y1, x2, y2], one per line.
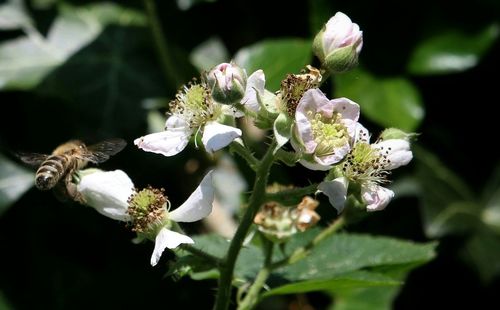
[0, 3, 146, 90]
[37, 25, 165, 137]
[0, 154, 34, 215]
[331, 286, 401, 310]
[414, 146, 480, 237]
[334, 68, 424, 131]
[234, 39, 312, 91]
[408, 24, 500, 75]
[277, 233, 436, 282]
[189, 37, 229, 72]
[273, 112, 293, 154]
[264, 271, 399, 297]
[174, 234, 263, 281]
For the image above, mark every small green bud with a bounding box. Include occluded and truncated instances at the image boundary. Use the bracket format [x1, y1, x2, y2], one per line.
[379, 128, 418, 141]
[207, 62, 247, 105]
[313, 12, 363, 74]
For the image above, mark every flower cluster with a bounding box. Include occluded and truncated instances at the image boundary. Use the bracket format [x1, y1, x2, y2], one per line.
[69, 11, 414, 269]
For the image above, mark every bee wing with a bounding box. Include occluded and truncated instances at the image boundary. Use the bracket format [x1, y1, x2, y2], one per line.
[81, 138, 127, 163]
[17, 152, 49, 167]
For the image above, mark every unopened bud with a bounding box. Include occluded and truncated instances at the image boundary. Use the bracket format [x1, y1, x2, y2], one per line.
[207, 62, 247, 105]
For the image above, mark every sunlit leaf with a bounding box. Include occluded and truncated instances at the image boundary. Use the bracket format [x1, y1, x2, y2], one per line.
[276, 233, 436, 282]
[234, 39, 312, 91]
[0, 154, 34, 215]
[190, 37, 229, 72]
[407, 24, 499, 75]
[0, 3, 146, 90]
[263, 271, 399, 297]
[334, 68, 424, 131]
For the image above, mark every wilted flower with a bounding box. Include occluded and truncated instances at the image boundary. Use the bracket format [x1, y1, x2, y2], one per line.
[313, 12, 363, 73]
[254, 196, 320, 242]
[292, 89, 360, 170]
[318, 125, 413, 212]
[77, 169, 215, 266]
[134, 82, 241, 156]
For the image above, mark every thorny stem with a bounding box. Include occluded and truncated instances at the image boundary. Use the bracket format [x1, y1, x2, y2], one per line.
[230, 140, 259, 171]
[143, 0, 183, 88]
[237, 237, 274, 310]
[214, 140, 277, 310]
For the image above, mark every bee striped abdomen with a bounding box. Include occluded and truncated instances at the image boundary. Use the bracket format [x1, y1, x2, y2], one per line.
[35, 155, 70, 190]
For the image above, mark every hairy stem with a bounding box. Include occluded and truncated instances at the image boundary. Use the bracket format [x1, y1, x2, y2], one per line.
[214, 140, 277, 310]
[230, 140, 259, 171]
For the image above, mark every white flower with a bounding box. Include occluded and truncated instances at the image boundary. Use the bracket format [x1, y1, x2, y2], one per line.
[292, 89, 360, 170]
[241, 70, 265, 113]
[77, 169, 133, 221]
[128, 171, 215, 266]
[318, 126, 413, 212]
[135, 83, 241, 156]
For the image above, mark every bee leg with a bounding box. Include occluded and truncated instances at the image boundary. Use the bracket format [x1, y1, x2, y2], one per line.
[64, 173, 86, 204]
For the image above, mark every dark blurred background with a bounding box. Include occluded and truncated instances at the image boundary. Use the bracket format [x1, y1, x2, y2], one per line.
[1, 0, 499, 309]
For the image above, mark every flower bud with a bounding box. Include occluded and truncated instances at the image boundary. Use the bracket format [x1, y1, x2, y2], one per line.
[313, 12, 363, 73]
[379, 128, 418, 141]
[207, 62, 247, 105]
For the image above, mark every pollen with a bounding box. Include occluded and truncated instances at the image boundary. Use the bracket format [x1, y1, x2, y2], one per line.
[280, 66, 322, 116]
[343, 142, 390, 184]
[310, 112, 349, 157]
[169, 81, 221, 129]
[127, 186, 169, 233]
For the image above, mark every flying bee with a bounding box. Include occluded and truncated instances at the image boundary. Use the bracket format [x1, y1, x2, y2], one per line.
[18, 138, 126, 202]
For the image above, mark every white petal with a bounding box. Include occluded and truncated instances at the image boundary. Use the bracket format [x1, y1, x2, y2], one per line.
[202, 121, 242, 153]
[134, 127, 192, 157]
[241, 70, 265, 112]
[150, 228, 194, 266]
[77, 169, 134, 221]
[373, 139, 413, 170]
[331, 97, 360, 121]
[362, 185, 394, 212]
[298, 158, 332, 171]
[317, 177, 349, 213]
[169, 170, 215, 222]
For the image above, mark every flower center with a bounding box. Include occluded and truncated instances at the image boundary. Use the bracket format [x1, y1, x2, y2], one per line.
[127, 187, 169, 235]
[342, 142, 389, 184]
[170, 82, 221, 129]
[309, 111, 349, 157]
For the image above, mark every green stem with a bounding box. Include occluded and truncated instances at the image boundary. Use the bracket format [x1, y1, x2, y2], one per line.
[271, 216, 345, 269]
[143, 0, 183, 88]
[230, 141, 259, 171]
[265, 183, 319, 205]
[237, 238, 274, 310]
[214, 140, 277, 310]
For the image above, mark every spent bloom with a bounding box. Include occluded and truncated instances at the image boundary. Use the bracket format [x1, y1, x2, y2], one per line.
[77, 169, 215, 266]
[292, 88, 360, 170]
[134, 81, 241, 156]
[313, 12, 363, 73]
[254, 196, 320, 242]
[318, 125, 413, 213]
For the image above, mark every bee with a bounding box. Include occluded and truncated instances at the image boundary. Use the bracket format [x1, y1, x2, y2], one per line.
[18, 139, 126, 202]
